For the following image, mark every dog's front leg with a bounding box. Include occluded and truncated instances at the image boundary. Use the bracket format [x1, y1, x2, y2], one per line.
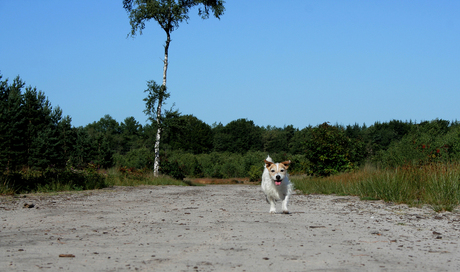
[281, 194, 290, 214]
[268, 198, 277, 214]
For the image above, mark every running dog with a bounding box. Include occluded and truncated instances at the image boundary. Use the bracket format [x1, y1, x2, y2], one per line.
[261, 155, 292, 214]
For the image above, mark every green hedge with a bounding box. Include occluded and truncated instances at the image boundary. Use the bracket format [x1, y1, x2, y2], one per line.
[113, 150, 310, 179]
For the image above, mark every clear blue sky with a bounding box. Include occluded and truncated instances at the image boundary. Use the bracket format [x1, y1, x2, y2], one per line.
[1, 0, 459, 129]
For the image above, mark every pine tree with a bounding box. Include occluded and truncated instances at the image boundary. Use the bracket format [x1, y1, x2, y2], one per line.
[22, 87, 55, 169]
[0, 76, 27, 171]
[57, 115, 77, 167]
[71, 127, 93, 168]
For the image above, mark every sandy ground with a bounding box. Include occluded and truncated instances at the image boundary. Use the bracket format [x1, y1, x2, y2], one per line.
[1, 185, 460, 272]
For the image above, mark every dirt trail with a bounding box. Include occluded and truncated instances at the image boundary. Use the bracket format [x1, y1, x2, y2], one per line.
[1, 185, 460, 271]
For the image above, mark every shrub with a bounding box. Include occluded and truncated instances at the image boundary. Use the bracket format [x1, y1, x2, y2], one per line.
[375, 122, 460, 168]
[248, 164, 263, 182]
[159, 156, 186, 180]
[305, 122, 364, 176]
[113, 147, 154, 169]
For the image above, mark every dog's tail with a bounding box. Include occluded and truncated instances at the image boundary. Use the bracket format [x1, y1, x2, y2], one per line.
[265, 155, 274, 163]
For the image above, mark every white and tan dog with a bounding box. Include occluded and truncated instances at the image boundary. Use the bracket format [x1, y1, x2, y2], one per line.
[261, 155, 292, 214]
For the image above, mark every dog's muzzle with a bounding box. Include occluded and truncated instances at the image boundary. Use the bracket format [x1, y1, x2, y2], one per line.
[275, 179, 282, 186]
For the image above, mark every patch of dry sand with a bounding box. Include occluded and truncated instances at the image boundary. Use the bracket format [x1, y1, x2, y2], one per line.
[1, 185, 460, 271]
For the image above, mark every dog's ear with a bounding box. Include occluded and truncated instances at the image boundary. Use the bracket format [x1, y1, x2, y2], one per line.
[264, 160, 273, 168]
[281, 160, 291, 169]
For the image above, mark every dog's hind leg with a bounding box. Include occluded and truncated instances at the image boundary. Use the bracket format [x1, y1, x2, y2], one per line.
[281, 193, 290, 214]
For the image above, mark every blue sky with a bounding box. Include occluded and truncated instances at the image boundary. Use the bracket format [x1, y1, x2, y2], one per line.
[1, 1, 459, 129]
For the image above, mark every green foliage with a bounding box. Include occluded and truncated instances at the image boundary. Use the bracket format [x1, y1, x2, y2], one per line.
[305, 122, 365, 176]
[113, 146, 154, 169]
[153, 151, 309, 179]
[262, 125, 296, 154]
[123, 0, 225, 36]
[70, 127, 94, 168]
[248, 164, 263, 182]
[286, 154, 312, 174]
[374, 120, 460, 167]
[159, 156, 186, 180]
[143, 81, 170, 124]
[120, 116, 143, 152]
[162, 114, 213, 154]
[0, 75, 77, 172]
[0, 76, 27, 170]
[288, 126, 311, 154]
[363, 120, 412, 156]
[85, 114, 121, 168]
[213, 119, 263, 153]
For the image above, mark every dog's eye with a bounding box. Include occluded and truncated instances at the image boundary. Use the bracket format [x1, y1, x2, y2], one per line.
[280, 169, 284, 172]
[271, 169, 275, 172]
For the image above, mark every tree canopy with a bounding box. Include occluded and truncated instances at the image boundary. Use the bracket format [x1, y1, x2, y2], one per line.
[123, 0, 225, 36]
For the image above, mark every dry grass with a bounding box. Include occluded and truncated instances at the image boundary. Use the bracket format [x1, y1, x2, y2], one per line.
[292, 163, 460, 212]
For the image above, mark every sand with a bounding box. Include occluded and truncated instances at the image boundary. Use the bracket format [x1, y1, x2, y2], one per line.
[1, 185, 460, 271]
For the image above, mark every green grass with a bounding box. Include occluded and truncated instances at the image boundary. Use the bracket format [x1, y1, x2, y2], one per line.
[292, 163, 460, 212]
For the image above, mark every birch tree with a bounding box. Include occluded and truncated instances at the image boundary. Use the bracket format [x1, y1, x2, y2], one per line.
[123, 0, 225, 176]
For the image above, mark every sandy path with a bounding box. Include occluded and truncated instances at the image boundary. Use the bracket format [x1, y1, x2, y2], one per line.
[1, 185, 460, 271]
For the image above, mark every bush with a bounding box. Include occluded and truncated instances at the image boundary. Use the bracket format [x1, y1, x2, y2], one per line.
[287, 154, 311, 175]
[113, 147, 154, 169]
[305, 122, 364, 176]
[159, 156, 186, 180]
[248, 164, 263, 182]
[375, 121, 460, 168]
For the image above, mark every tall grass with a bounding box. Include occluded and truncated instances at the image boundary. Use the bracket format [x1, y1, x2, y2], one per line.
[292, 163, 460, 212]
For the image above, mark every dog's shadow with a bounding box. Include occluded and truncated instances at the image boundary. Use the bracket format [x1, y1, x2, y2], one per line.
[269, 211, 305, 215]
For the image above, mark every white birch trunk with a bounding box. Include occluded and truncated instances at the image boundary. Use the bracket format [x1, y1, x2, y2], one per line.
[153, 32, 170, 177]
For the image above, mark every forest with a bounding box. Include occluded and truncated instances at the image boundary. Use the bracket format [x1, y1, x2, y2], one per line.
[2, 74, 460, 195]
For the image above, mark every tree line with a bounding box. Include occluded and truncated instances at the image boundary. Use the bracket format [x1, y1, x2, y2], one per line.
[2, 74, 460, 184]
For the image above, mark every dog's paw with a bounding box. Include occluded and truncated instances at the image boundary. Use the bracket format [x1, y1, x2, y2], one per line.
[282, 210, 290, 214]
[269, 210, 276, 214]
